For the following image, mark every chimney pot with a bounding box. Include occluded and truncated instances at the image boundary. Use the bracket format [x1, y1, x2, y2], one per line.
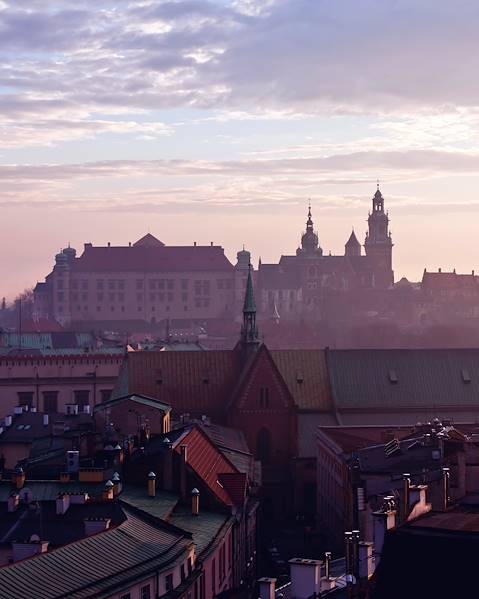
[191, 487, 200, 516]
[43, 414, 49, 426]
[258, 577, 276, 599]
[148, 471, 156, 497]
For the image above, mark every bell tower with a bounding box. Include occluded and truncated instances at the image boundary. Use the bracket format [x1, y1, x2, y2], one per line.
[364, 184, 394, 288]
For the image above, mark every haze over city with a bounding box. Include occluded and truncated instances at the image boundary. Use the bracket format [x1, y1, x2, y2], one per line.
[3, 0, 479, 299]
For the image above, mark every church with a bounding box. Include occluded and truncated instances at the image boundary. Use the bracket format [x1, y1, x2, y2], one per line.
[257, 185, 394, 322]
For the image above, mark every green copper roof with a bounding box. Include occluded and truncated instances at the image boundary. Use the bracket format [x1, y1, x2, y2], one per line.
[243, 266, 256, 313]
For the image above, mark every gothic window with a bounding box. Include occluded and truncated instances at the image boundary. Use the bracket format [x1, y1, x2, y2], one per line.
[257, 427, 272, 463]
[259, 387, 270, 408]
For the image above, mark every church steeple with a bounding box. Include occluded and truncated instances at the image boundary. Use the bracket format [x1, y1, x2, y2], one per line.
[364, 183, 394, 288]
[297, 202, 322, 256]
[241, 264, 259, 347]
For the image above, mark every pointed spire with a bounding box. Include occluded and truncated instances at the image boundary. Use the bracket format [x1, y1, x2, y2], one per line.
[243, 264, 256, 313]
[306, 200, 313, 228]
[241, 264, 259, 346]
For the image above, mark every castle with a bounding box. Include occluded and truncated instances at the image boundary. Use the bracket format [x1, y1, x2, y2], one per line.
[33, 186, 394, 328]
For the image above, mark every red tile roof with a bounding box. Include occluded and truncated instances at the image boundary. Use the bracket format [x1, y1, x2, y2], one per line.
[72, 244, 233, 272]
[218, 472, 247, 505]
[174, 426, 239, 506]
[422, 271, 479, 290]
[127, 350, 243, 418]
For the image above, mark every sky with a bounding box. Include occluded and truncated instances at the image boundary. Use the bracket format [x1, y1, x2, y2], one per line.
[2, 0, 479, 300]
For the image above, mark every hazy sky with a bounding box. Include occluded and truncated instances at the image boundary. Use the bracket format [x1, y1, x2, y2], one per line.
[2, 0, 479, 300]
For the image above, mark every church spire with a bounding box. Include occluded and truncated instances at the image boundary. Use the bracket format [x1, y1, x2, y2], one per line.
[241, 264, 259, 346]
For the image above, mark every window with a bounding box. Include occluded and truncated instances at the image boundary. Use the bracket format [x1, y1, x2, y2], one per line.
[74, 390, 89, 407]
[140, 585, 151, 599]
[181, 279, 188, 290]
[17, 391, 34, 407]
[97, 293, 104, 302]
[181, 292, 188, 302]
[118, 280, 125, 290]
[136, 279, 143, 290]
[259, 387, 270, 408]
[72, 293, 79, 302]
[181, 563, 186, 582]
[149, 280, 156, 290]
[108, 280, 115, 290]
[43, 391, 58, 413]
[97, 280, 104, 290]
[165, 573, 173, 592]
[57, 292, 64, 302]
[167, 292, 173, 302]
[71, 280, 78, 290]
[120, 594, 131, 599]
[167, 279, 174, 290]
[137, 293, 143, 303]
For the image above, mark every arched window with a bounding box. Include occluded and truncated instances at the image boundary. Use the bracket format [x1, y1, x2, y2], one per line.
[256, 427, 272, 463]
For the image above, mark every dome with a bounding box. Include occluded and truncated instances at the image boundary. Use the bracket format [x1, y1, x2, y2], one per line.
[236, 247, 251, 269]
[62, 245, 76, 261]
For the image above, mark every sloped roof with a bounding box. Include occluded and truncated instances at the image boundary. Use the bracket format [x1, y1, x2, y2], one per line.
[328, 349, 479, 411]
[422, 271, 479, 290]
[270, 349, 332, 411]
[93, 393, 171, 414]
[72, 244, 233, 272]
[172, 426, 240, 507]
[133, 233, 165, 247]
[127, 350, 243, 417]
[0, 508, 191, 599]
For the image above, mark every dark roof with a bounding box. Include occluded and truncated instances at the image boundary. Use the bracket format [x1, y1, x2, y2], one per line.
[0, 507, 191, 599]
[270, 349, 332, 411]
[72, 244, 233, 273]
[93, 393, 171, 414]
[422, 270, 479, 290]
[328, 348, 479, 412]
[316, 425, 415, 454]
[372, 509, 479, 599]
[0, 412, 93, 445]
[345, 230, 360, 248]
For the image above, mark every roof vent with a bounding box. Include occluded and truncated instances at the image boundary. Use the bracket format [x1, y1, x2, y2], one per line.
[296, 372, 304, 384]
[388, 369, 398, 384]
[461, 369, 471, 384]
[384, 438, 401, 458]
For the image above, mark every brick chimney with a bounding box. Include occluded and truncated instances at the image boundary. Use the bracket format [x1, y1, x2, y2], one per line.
[148, 471, 156, 498]
[191, 488, 200, 516]
[102, 480, 114, 501]
[258, 577, 276, 599]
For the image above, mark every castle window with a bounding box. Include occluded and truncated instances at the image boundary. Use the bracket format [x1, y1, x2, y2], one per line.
[259, 387, 270, 408]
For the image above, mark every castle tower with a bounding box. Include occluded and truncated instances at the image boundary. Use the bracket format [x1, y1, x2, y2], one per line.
[240, 264, 259, 350]
[296, 204, 322, 256]
[364, 185, 393, 287]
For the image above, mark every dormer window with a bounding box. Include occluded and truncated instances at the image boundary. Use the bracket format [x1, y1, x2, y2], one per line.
[462, 369, 471, 384]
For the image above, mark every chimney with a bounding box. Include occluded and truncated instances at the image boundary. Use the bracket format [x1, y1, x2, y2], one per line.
[14, 467, 25, 490]
[344, 531, 353, 590]
[60, 472, 70, 483]
[12, 538, 49, 562]
[102, 480, 114, 501]
[43, 414, 49, 427]
[289, 558, 322, 599]
[373, 497, 396, 558]
[409, 484, 428, 508]
[112, 472, 122, 496]
[351, 529, 360, 582]
[442, 467, 450, 511]
[148, 472, 156, 498]
[210, 241, 213, 246]
[180, 444, 188, 501]
[4, 415, 12, 427]
[193, 241, 197, 246]
[258, 577, 276, 599]
[107, 242, 111, 247]
[359, 542, 375, 579]
[14, 406, 23, 415]
[84, 517, 111, 536]
[438, 267, 442, 273]
[320, 552, 336, 593]
[402, 473, 411, 521]
[56, 493, 71, 515]
[191, 488, 200, 516]
[129, 242, 132, 247]
[8, 492, 20, 513]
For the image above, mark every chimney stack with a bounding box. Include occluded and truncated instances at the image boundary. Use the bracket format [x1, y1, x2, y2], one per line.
[4, 415, 12, 427]
[8, 492, 20, 513]
[359, 542, 375, 579]
[373, 496, 396, 559]
[112, 472, 122, 496]
[191, 488, 200, 516]
[289, 558, 322, 599]
[56, 493, 71, 515]
[442, 467, 450, 511]
[14, 467, 25, 490]
[102, 480, 114, 501]
[148, 471, 156, 498]
[258, 577, 276, 599]
[162, 438, 173, 491]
